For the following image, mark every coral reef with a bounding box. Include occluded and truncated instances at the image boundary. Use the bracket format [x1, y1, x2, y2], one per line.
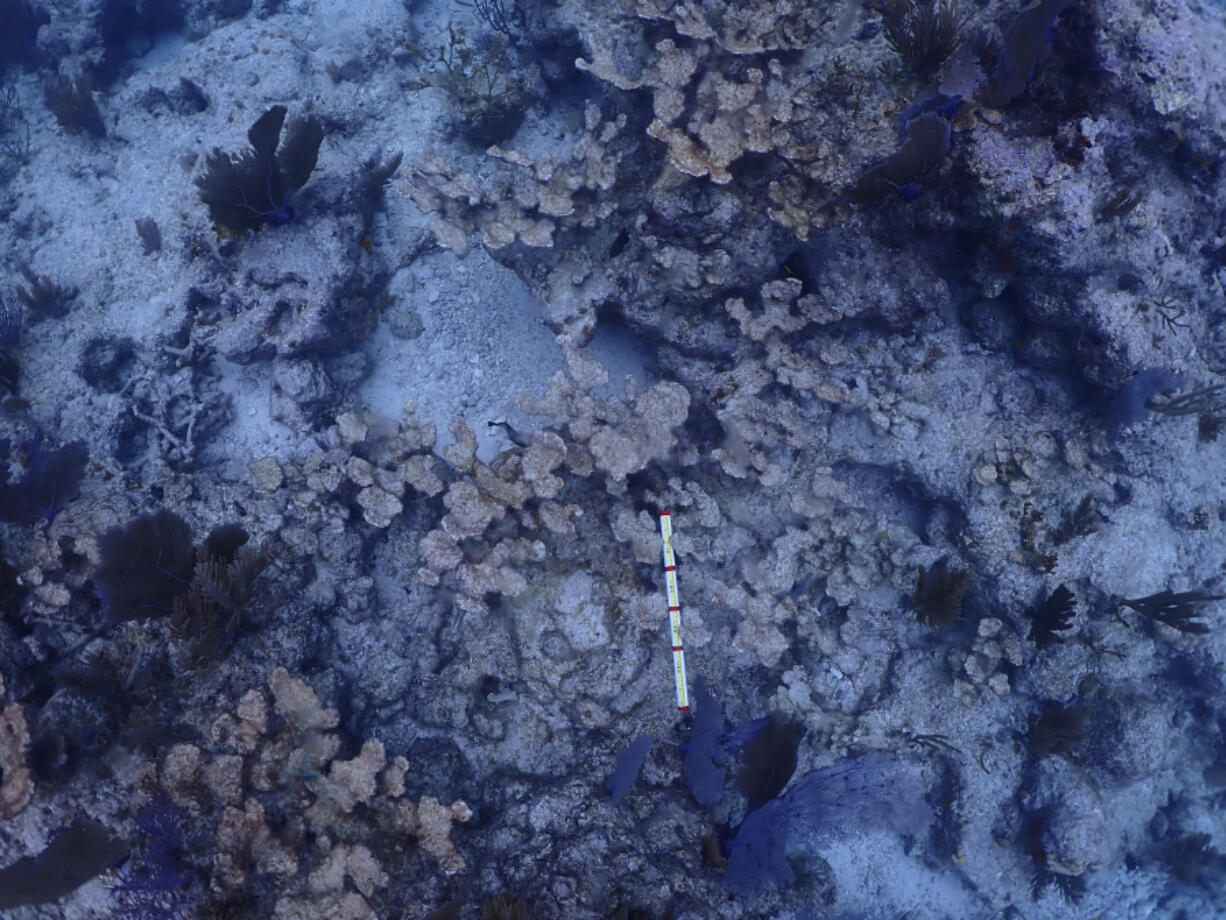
[1, 0, 1226, 916]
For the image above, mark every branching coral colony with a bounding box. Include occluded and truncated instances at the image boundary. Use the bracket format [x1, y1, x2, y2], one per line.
[141, 668, 471, 917]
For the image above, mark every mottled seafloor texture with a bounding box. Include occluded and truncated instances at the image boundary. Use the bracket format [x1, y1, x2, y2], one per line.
[1, 0, 1226, 917]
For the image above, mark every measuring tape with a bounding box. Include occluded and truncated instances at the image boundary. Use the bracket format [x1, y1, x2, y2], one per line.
[659, 510, 689, 711]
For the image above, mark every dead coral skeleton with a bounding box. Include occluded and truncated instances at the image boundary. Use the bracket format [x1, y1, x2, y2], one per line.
[114, 357, 228, 468]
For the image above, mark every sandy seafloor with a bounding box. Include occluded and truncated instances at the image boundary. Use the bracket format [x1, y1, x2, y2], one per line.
[1, 0, 1226, 917]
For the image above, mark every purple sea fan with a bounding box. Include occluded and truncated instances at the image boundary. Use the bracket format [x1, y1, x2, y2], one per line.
[110, 798, 195, 920]
[1106, 367, 1186, 431]
[608, 733, 654, 805]
[0, 438, 87, 524]
[683, 677, 728, 806]
[724, 752, 932, 897]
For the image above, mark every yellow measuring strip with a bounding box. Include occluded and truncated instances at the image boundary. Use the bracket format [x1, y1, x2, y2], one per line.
[659, 510, 689, 711]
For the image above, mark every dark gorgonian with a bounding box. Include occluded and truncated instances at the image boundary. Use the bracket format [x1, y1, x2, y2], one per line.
[869, 0, 967, 75]
[196, 106, 323, 235]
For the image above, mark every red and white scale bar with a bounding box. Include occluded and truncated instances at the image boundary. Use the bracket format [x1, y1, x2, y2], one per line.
[659, 510, 690, 711]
